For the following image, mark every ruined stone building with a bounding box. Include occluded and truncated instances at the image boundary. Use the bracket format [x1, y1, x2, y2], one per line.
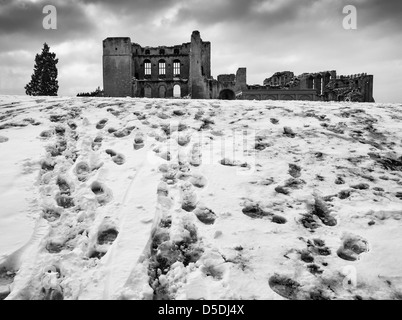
[103, 31, 374, 102]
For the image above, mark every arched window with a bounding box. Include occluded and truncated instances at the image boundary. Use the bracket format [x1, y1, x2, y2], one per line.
[144, 59, 151, 75]
[160, 49, 165, 55]
[158, 59, 166, 75]
[145, 49, 150, 55]
[174, 48, 180, 55]
[173, 84, 181, 98]
[173, 60, 180, 76]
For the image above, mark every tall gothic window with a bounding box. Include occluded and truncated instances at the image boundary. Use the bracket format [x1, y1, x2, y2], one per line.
[173, 60, 180, 76]
[144, 60, 151, 75]
[159, 60, 166, 75]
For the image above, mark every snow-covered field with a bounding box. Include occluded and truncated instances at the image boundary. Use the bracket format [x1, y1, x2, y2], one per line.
[0, 95, 401, 300]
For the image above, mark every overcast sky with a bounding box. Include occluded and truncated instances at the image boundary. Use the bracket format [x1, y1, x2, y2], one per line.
[0, 0, 401, 103]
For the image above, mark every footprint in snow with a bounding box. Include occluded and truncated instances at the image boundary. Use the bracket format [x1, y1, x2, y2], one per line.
[283, 127, 296, 138]
[97, 228, 119, 245]
[46, 139, 67, 157]
[89, 225, 119, 259]
[193, 205, 217, 225]
[96, 118, 108, 129]
[189, 143, 202, 167]
[288, 164, 302, 178]
[90, 181, 113, 205]
[39, 130, 54, 139]
[133, 132, 145, 150]
[177, 133, 191, 147]
[91, 136, 102, 151]
[337, 233, 369, 261]
[268, 274, 302, 300]
[105, 149, 125, 165]
[56, 176, 72, 195]
[54, 125, 66, 136]
[41, 159, 55, 172]
[271, 215, 287, 224]
[113, 126, 135, 138]
[242, 203, 270, 219]
[180, 181, 198, 212]
[74, 161, 91, 181]
[42, 207, 62, 222]
[156, 182, 173, 209]
[46, 238, 68, 254]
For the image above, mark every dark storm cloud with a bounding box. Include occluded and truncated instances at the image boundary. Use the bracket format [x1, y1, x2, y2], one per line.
[0, 0, 95, 41]
[169, 0, 402, 36]
[174, 0, 316, 27]
[78, 0, 180, 16]
[358, 0, 402, 26]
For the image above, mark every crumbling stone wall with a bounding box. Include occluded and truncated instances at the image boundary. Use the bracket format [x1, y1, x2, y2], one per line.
[263, 71, 295, 87]
[325, 74, 374, 102]
[103, 32, 374, 102]
[253, 70, 374, 102]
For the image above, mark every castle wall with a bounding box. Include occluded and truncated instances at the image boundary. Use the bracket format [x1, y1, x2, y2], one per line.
[241, 89, 317, 101]
[102, 33, 373, 102]
[132, 43, 191, 82]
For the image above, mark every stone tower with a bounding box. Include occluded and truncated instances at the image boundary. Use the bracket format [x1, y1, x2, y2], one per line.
[103, 37, 132, 97]
[189, 30, 208, 99]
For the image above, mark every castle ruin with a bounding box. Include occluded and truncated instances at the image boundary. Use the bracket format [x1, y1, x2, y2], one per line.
[103, 31, 374, 102]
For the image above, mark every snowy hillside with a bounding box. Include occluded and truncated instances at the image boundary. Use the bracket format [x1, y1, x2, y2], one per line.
[0, 95, 402, 300]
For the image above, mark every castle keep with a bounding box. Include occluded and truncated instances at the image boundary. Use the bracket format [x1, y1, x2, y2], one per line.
[103, 31, 374, 102]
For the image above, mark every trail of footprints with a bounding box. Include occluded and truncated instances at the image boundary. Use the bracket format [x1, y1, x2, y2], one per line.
[1, 103, 135, 299]
[16, 101, 212, 300]
[144, 106, 222, 299]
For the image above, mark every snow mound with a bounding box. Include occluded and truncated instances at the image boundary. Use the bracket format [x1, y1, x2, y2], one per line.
[1, 96, 402, 300]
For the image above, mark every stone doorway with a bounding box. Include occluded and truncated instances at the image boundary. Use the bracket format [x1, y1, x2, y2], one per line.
[159, 86, 166, 98]
[173, 84, 181, 98]
[144, 86, 152, 98]
[219, 89, 235, 100]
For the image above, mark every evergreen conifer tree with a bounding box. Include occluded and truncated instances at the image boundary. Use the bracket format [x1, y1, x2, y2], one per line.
[25, 43, 59, 96]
